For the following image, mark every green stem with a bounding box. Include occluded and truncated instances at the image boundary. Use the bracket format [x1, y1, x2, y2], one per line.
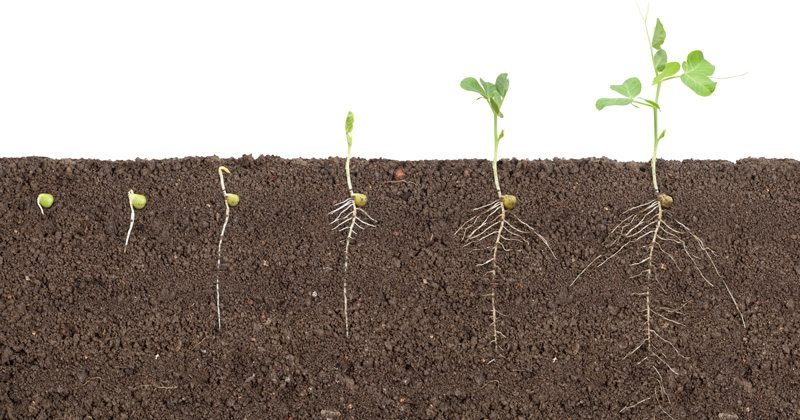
[492, 114, 502, 199]
[651, 83, 662, 194]
[345, 140, 354, 196]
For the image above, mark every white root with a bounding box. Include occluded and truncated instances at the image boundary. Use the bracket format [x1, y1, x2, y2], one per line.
[329, 196, 376, 338]
[216, 166, 232, 330]
[456, 199, 553, 350]
[124, 190, 136, 253]
[573, 197, 746, 414]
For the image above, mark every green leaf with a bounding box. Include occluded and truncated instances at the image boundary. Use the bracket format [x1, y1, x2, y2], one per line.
[680, 50, 717, 96]
[479, 78, 495, 97]
[652, 62, 680, 84]
[461, 77, 486, 98]
[654, 49, 667, 72]
[652, 18, 666, 50]
[657, 129, 666, 141]
[345, 111, 354, 136]
[609, 77, 642, 99]
[498, 129, 505, 141]
[495, 73, 509, 98]
[596, 97, 634, 110]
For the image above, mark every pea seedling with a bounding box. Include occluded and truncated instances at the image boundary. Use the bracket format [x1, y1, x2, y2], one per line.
[456, 73, 554, 350]
[124, 190, 146, 253]
[37, 193, 54, 215]
[572, 7, 745, 416]
[215, 166, 238, 329]
[329, 111, 376, 338]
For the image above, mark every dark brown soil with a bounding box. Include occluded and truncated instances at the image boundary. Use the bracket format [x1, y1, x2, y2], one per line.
[1, 156, 798, 419]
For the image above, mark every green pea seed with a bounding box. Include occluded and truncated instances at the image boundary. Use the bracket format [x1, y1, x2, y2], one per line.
[502, 194, 517, 210]
[226, 193, 240, 207]
[38, 193, 54, 209]
[353, 193, 367, 208]
[131, 194, 147, 210]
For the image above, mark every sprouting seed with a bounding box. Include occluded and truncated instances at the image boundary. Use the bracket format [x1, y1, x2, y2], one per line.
[124, 190, 146, 253]
[502, 194, 517, 210]
[353, 193, 367, 208]
[658, 193, 673, 209]
[130, 193, 147, 210]
[226, 193, 240, 207]
[37, 193, 54, 215]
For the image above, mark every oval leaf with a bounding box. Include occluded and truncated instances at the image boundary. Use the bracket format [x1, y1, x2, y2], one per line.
[652, 18, 666, 50]
[609, 77, 642, 99]
[345, 111, 354, 136]
[495, 73, 509, 98]
[652, 62, 680, 84]
[460, 77, 486, 98]
[680, 50, 717, 96]
[596, 97, 634, 110]
[654, 49, 667, 72]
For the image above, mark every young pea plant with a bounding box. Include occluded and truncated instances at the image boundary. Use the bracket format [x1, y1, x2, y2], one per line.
[124, 190, 147, 253]
[37, 193, 54, 215]
[329, 111, 376, 338]
[572, 7, 745, 416]
[456, 73, 554, 351]
[215, 166, 239, 329]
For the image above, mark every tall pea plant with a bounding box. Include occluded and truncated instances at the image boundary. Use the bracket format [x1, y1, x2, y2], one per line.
[573, 8, 745, 417]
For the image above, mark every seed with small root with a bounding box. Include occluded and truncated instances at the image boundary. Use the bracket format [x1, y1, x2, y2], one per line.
[226, 193, 240, 207]
[353, 193, 367, 207]
[38, 194, 54, 208]
[502, 194, 517, 210]
[658, 193, 673, 209]
[131, 193, 147, 210]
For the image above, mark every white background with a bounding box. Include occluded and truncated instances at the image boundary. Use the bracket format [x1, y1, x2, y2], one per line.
[0, 1, 797, 162]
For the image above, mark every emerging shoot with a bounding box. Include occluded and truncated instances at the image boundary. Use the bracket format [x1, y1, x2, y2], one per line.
[37, 193, 54, 215]
[215, 166, 238, 329]
[457, 73, 554, 350]
[124, 190, 146, 253]
[577, 7, 745, 416]
[329, 111, 376, 338]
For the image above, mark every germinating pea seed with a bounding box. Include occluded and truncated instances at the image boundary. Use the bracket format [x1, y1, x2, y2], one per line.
[38, 193, 54, 209]
[131, 194, 147, 210]
[658, 193, 673, 209]
[353, 193, 367, 208]
[226, 193, 240, 207]
[502, 194, 517, 210]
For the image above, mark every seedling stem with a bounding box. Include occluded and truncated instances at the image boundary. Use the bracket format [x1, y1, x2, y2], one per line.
[215, 166, 235, 329]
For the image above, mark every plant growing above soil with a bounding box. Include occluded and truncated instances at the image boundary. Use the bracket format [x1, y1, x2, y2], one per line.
[329, 111, 376, 338]
[457, 73, 553, 350]
[124, 190, 146, 253]
[36, 193, 53, 215]
[573, 7, 745, 416]
[215, 166, 238, 329]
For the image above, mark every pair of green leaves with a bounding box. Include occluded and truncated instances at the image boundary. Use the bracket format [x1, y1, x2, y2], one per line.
[345, 111, 354, 146]
[596, 18, 718, 110]
[460, 73, 509, 118]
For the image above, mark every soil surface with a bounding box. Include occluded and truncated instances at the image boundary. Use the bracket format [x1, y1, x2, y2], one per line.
[0, 156, 798, 419]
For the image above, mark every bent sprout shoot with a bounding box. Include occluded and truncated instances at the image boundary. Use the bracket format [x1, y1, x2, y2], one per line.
[215, 166, 238, 329]
[37, 193, 54, 215]
[329, 111, 376, 338]
[458, 73, 553, 350]
[124, 190, 146, 253]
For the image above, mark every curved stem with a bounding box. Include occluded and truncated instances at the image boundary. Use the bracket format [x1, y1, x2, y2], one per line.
[492, 114, 502, 198]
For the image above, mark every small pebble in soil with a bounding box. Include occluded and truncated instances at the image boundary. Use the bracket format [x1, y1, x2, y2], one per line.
[393, 166, 406, 181]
